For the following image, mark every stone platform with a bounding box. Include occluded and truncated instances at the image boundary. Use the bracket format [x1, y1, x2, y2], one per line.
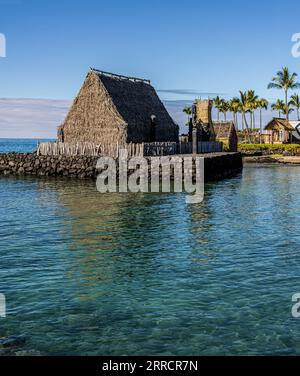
[0, 152, 243, 182]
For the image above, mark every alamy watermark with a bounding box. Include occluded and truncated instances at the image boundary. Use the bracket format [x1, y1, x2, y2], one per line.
[0, 293, 6, 318]
[0, 33, 6, 58]
[96, 152, 205, 204]
[292, 33, 300, 58]
[292, 293, 300, 318]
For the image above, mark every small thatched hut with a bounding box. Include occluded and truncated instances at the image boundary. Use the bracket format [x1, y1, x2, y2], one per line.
[264, 118, 300, 144]
[214, 122, 238, 152]
[59, 68, 179, 144]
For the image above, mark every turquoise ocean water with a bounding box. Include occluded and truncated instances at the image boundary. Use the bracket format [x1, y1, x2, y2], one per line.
[0, 138, 54, 153]
[1, 139, 300, 355]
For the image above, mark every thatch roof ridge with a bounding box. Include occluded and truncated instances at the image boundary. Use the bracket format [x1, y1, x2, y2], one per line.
[90, 67, 151, 85]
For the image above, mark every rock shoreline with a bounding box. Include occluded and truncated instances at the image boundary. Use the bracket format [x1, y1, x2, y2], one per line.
[244, 156, 300, 165]
[0, 152, 243, 181]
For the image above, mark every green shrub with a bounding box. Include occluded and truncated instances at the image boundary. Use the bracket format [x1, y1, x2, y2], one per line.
[238, 144, 300, 153]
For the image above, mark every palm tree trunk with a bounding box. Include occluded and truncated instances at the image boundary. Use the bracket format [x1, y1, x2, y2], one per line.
[235, 113, 238, 129]
[243, 112, 252, 143]
[260, 109, 262, 133]
[285, 91, 288, 120]
[217, 110, 220, 121]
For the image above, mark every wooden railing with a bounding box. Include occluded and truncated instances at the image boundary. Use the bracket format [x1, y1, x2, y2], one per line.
[179, 142, 223, 154]
[198, 141, 223, 153]
[37, 142, 144, 158]
[37, 141, 223, 157]
[144, 142, 177, 156]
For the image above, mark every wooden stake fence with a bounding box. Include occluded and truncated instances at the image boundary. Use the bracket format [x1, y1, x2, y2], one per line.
[37, 141, 223, 158]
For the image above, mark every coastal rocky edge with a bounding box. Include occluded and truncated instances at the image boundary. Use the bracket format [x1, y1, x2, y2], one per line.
[0, 152, 243, 181]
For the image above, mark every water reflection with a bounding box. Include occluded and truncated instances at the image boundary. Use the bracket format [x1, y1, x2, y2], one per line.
[34, 179, 195, 293]
[2, 166, 300, 355]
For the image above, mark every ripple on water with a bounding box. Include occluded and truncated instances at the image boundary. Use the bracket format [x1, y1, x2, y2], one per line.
[1, 165, 300, 355]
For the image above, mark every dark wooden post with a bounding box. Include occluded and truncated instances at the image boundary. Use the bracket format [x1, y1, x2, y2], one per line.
[150, 115, 156, 142]
[188, 118, 193, 142]
[192, 128, 198, 154]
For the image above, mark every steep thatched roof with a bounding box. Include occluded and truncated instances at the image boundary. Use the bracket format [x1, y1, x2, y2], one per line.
[91, 68, 177, 139]
[59, 68, 179, 144]
[213, 121, 238, 151]
[264, 118, 297, 131]
[214, 122, 235, 138]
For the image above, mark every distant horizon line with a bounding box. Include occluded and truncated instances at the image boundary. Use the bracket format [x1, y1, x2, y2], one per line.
[0, 137, 56, 140]
[0, 96, 284, 103]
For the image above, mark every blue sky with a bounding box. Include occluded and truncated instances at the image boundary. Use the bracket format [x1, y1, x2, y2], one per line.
[1, 0, 300, 137]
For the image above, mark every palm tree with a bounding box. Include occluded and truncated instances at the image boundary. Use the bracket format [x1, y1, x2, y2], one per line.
[229, 98, 241, 129]
[258, 98, 269, 134]
[268, 67, 300, 123]
[253, 99, 262, 130]
[271, 99, 285, 118]
[281, 104, 294, 116]
[183, 106, 192, 125]
[213, 96, 223, 121]
[238, 91, 252, 142]
[219, 99, 229, 121]
[246, 90, 259, 129]
[289, 94, 300, 120]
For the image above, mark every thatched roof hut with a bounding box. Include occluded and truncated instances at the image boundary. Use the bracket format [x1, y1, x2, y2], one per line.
[59, 68, 179, 144]
[264, 118, 300, 144]
[265, 118, 295, 132]
[214, 122, 238, 152]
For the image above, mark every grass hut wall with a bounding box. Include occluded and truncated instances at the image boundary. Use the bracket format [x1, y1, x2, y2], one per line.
[264, 118, 300, 144]
[59, 69, 179, 145]
[214, 121, 238, 152]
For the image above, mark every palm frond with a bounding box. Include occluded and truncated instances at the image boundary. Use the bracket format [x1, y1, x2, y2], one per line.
[267, 83, 282, 90]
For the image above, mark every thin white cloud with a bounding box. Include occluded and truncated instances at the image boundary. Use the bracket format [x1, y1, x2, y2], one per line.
[0, 98, 188, 138]
[0, 97, 280, 139]
[0, 98, 71, 138]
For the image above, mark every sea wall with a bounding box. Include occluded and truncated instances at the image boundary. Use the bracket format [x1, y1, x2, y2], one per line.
[204, 152, 243, 181]
[0, 152, 243, 181]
